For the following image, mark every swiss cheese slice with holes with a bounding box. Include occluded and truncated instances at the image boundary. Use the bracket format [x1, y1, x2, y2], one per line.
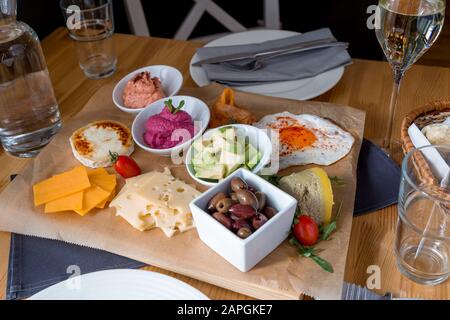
[109, 168, 200, 237]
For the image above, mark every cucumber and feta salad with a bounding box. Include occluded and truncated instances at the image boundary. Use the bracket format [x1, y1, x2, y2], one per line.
[191, 126, 262, 181]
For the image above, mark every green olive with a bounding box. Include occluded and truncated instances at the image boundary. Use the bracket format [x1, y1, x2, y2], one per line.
[237, 227, 252, 239]
[216, 198, 235, 213]
[207, 192, 227, 212]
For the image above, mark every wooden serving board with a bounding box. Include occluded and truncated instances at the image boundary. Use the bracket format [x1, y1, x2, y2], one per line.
[0, 83, 365, 300]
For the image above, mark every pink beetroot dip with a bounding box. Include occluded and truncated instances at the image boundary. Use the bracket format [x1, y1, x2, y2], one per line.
[144, 106, 195, 149]
[122, 71, 165, 109]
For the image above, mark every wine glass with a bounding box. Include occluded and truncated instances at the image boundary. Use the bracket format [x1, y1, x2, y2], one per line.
[375, 0, 445, 157]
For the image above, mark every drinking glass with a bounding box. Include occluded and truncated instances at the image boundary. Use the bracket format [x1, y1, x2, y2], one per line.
[375, 0, 445, 156]
[60, 0, 117, 79]
[396, 145, 450, 285]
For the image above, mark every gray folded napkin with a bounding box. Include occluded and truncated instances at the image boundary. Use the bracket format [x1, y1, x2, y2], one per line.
[196, 28, 352, 86]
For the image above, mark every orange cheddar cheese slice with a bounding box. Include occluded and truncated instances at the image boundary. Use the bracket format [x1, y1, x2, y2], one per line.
[74, 185, 110, 216]
[96, 186, 116, 209]
[96, 184, 117, 209]
[44, 192, 83, 213]
[33, 166, 90, 206]
[96, 188, 116, 209]
[88, 167, 109, 177]
[96, 199, 108, 209]
[107, 186, 116, 201]
[89, 172, 116, 192]
[89, 173, 117, 209]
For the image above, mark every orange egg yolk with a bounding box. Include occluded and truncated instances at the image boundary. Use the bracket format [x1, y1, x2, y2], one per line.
[279, 126, 316, 150]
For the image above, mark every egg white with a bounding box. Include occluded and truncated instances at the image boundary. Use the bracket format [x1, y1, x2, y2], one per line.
[254, 112, 354, 170]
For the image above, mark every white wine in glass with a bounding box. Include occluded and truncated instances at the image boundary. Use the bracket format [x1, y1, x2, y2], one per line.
[375, 0, 445, 155]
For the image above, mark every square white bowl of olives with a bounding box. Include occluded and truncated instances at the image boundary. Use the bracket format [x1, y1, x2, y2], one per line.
[189, 168, 297, 272]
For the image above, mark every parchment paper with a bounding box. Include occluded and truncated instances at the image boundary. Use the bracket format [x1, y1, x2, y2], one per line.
[0, 83, 365, 300]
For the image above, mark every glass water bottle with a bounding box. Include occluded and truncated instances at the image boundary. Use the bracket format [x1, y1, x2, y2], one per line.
[0, 0, 61, 157]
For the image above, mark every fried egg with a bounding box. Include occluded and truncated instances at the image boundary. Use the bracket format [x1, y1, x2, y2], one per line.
[254, 112, 354, 169]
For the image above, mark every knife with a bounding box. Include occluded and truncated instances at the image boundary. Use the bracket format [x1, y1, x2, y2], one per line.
[222, 42, 349, 71]
[192, 37, 341, 66]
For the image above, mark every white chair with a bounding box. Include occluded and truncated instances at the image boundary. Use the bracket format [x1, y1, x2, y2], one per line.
[123, 0, 150, 36]
[124, 0, 281, 41]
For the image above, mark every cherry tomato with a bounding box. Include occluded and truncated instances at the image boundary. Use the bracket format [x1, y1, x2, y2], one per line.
[293, 215, 319, 246]
[109, 152, 141, 178]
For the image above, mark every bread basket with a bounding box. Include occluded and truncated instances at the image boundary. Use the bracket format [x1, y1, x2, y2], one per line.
[401, 100, 450, 155]
[400, 101, 450, 200]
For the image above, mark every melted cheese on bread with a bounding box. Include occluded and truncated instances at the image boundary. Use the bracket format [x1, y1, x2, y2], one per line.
[70, 120, 134, 168]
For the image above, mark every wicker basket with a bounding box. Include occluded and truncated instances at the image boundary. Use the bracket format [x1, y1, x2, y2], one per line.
[401, 100, 450, 155]
[400, 101, 450, 197]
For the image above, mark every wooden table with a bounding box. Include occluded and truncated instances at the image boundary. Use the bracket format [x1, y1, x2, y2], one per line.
[0, 28, 449, 300]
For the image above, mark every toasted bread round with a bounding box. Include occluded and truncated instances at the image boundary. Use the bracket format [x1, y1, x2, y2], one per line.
[70, 120, 134, 168]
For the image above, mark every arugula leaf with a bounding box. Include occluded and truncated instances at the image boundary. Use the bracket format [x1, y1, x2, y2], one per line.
[297, 246, 316, 257]
[320, 222, 337, 241]
[329, 175, 345, 186]
[320, 201, 342, 241]
[311, 255, 334, 273]
[260, 175, 281, 187]
[291, 236, 334, 273]
[289, 237, 300, 247]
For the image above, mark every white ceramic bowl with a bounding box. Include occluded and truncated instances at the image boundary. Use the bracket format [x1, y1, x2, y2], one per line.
[189, 168, 297, 272]
[185, 124, 272, 187]
[113, 65, 183, 114]
[131, 95, 210, 156]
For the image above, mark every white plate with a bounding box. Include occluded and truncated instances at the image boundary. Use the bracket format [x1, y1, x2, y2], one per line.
[28, 269, 209, 300]
[190, 30, 344, 100]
